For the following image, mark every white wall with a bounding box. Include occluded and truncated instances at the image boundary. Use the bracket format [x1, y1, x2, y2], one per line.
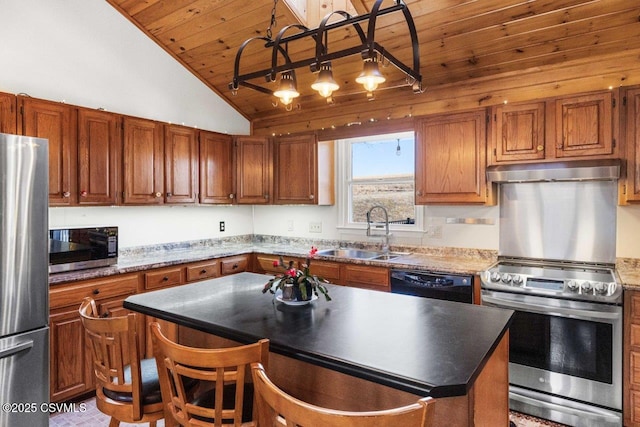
[1, 0, 253, 248]
[0, 0, 249, 134]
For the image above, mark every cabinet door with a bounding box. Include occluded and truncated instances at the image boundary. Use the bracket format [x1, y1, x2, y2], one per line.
[625, 88, 640, 203]
[273, 134, 317, 204]
[199, 130, 234, 204]
[491, 102, 545, 164]
[50, 307, 92, 402]
[235, 136, 272, 204]
[555, 91, 615, 158]
[77, 108, 120, 205]
[165, 124, 198, 204]
[415, 110, 487, 204]
[0, 91, 16, 134]
[123, 117, 164, 204]
[19, 97, 77, 206]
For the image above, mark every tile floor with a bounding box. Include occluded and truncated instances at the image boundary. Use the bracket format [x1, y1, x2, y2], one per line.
[49, 396, 567, 426]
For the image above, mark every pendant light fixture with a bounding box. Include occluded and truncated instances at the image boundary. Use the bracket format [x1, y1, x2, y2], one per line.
[273, 71, 300, 107]
[311, 62, 340, 98]
[356, 57, 386, 93]
[229, 0, 422, 109]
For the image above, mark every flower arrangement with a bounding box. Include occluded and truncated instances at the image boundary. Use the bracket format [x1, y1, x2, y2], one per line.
[262, 246, 331, 302]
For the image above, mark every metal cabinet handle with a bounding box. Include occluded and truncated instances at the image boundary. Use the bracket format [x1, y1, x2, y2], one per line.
[155, 192, 162, 198]
[229, 194, 235, 199]
[200, 269, 207, 274]
[232, 263, 239, 269]
[309, 195, 314, 199]
[264, 194, 269, 200]
[92, 289, 100, 295]
[80, 190, 87, 197]
[63, 191, 70, 198]
[536, 145, 544, 152]
[166, 192, 173, 197]
[0, 340, 33, 359]
[162, 276, 169, 282]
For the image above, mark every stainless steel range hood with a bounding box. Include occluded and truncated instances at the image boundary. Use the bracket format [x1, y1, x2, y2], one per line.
[486, 159, 620, 183]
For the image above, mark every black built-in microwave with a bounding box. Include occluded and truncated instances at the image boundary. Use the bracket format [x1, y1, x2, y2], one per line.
[49, 227, 118, 273]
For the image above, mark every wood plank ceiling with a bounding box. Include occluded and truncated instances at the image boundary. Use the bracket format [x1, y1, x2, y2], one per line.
[107, 0, 640, 136]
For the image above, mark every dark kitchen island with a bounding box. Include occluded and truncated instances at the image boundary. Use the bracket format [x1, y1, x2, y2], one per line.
[125, 272, 513, 426]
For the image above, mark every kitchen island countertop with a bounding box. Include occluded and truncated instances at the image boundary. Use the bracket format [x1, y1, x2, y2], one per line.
[124, 272, 513, 398]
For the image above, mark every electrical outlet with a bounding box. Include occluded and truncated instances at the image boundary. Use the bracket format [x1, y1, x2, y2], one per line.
[287, 220, 294, 231]
[219, 221, 225, 232]
[309, 221, 322, 233]
[426, 225, 442, 239]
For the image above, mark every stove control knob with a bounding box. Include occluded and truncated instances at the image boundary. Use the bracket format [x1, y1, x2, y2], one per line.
[501, 273, 512, 284]
[490, 272, 501, 282]
[567, 280, 579, 291]
[512, 275, 523, 286]
[594, 282, 608, 294]
[581, 281, 592, 292]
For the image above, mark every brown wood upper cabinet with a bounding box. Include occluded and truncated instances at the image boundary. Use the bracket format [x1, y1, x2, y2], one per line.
[122, 116, 164, 205]
[491, 101, 546, 163]
[199, 130, 235, 204]
[0, 92, 16, 134]
[164, 124, 198, 204]
[235, 136, 272, 204]
[77, 108, 121, 205]
[415, 109, 488, 204]
[490, 90, 618, 165]
[19, 97, 78, 206]
[272, 134, 334, 205]
[624, 86, 640, 204]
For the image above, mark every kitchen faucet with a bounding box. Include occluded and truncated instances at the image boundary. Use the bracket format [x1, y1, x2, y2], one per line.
[366, 205, 391, 253]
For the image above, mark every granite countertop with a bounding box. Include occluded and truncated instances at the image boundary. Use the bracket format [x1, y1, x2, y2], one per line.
[49, 235, 639, 290]
[49, 236, 497, 285]
[123, 272, 514, 398]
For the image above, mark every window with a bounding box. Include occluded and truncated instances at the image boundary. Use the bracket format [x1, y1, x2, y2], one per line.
[339, 131, 419, 229]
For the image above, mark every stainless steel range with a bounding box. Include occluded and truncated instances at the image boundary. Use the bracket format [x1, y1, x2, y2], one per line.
[481, 162, 622, 427]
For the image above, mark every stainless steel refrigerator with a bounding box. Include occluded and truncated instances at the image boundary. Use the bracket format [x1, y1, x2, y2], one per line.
[0, 133, 49, 426]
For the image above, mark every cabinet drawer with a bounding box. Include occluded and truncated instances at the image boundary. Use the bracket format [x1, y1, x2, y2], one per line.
[631, 352, 640, 388]
[343, 265, 389, 290]
[50, 274, 139, 309]
[220, 256, 249, 275]
[308, 261, 341, 284]
[144, 267, 184, 290]
[186, 260, 219, 282]
[630, 293, 640, 322]
[256, 255, 300, 274]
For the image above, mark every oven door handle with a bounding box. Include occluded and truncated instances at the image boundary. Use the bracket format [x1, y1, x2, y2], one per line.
[482, 294, 620, 321]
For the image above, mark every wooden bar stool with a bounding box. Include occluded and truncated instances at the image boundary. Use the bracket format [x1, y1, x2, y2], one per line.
[251, 362, 436, 427]
[150, 321, 269, 427]
[79, 297, 164, 427]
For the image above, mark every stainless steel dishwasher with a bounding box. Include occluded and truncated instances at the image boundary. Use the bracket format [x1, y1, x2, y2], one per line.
[390, 269, 473, 303]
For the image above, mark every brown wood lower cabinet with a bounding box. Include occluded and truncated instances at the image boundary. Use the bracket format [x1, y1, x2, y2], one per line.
[625, 290, 640, 426]
[255, 254, 390, 291]
[49, 274, 139, 402]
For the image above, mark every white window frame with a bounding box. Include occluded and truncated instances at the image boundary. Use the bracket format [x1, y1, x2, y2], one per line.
[336, 131, 423, 232]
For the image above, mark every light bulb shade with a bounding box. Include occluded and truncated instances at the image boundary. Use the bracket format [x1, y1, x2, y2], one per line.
[273, 72, 300, 106]
[311, 63, 340, 98]
[355, 59, 386, 92]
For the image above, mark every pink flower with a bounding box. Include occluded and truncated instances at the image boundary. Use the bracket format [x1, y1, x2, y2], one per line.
[286, 268, 297, 277]
[272, 260, 279, 267]
[309, 246, 318, 258]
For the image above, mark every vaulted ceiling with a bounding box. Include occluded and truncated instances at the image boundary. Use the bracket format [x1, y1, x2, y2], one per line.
[108, 0, 640, 136]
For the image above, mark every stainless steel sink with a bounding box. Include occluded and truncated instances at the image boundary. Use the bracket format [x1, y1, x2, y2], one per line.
[316, 248, 409, 261]
[316, 248, 381, 259]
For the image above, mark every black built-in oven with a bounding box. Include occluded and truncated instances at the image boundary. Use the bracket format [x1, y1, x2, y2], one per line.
[390, 269, 473, 303]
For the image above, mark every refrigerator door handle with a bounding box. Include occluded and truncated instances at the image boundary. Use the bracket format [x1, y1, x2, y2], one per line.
[0, 340, 34, 359]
